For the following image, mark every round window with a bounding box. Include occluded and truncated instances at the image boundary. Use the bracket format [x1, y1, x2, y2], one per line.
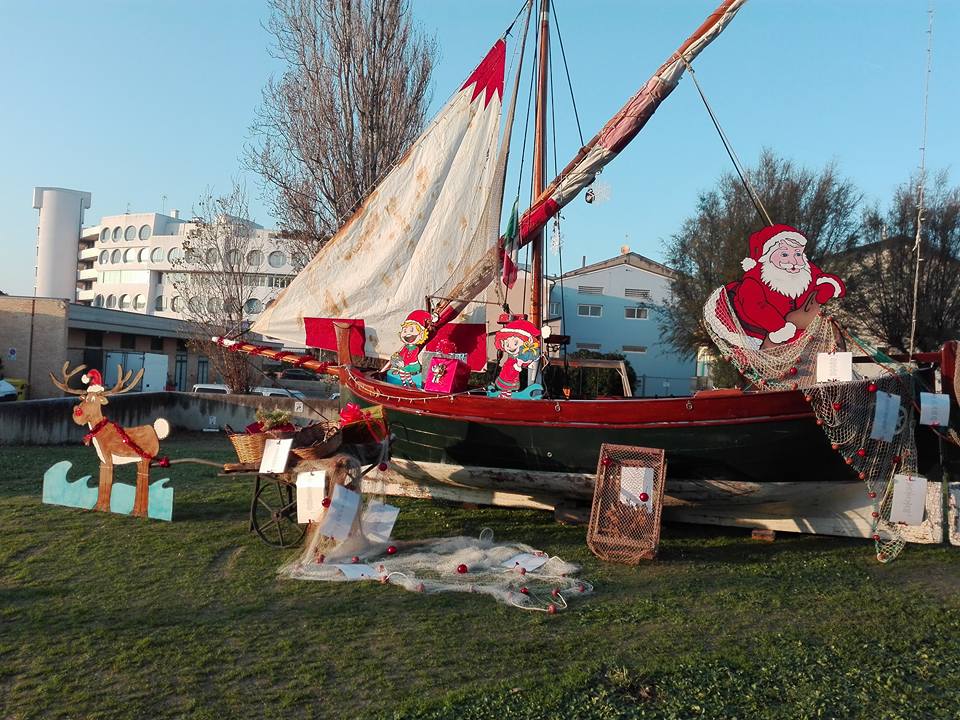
[106, 294, 117, 308]
[226, 249, 240, 266]
[124, 225, 136, 241]
[123, 249, 134, 263]
[155, 296, 165, 312]
[100, 228, 110, 242]
[247, 250, 263, 267]
[119, 294, 131, 310]
[112, 227, 122, 241]
[134, 294, 146, 311]
[138, 248, 149, 263]
[244, 298, 263, 314]
[111, 249, 122, 263]
[150, 247, 164, 263]
[171, 296, 182, 312]
[168, 247, 184, 263]
[268, 251, 286, 268]
[205, 248, 219, 264]
[188, 297, 202, 313]
[94, 295, 104, 307]
[99, 250, 109, 264]
[139, 225, 152, 241]
[207, 297, 221, 313]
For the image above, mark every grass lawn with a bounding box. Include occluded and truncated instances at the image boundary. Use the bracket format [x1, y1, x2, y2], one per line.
[2, 433, 959, 719]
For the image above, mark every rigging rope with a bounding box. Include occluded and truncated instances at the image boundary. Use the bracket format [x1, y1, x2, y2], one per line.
[681, 58, 772, 227]
[909, 5, 934, 358]
[550, 0, 584, 148]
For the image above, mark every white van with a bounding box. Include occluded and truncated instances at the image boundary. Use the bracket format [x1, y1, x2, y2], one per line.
[252, 386, 306, 400]
[191, 383, 231, 394]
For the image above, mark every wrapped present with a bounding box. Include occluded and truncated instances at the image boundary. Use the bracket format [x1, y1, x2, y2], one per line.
[424, 354, 471, 394]
[339, 403, 388, 444]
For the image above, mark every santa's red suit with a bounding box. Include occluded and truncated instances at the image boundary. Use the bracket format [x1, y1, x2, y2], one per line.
[715, 225, 846, 345]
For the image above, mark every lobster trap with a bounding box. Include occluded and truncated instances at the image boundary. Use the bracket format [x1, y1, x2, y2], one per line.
[587, 444, 667, 564]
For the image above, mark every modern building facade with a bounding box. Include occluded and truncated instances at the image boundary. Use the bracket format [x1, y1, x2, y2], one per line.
[34, 187, 296, 322]
[547, 252, 695, 396]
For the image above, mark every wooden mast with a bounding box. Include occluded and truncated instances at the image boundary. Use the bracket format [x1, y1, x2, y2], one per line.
[529, 0, 550, 328]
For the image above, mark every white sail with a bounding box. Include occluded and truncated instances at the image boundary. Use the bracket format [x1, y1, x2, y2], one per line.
[252, 41, 506, 356]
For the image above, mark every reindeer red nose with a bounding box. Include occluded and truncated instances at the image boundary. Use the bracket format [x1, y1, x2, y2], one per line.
[73, 406, 84, 418]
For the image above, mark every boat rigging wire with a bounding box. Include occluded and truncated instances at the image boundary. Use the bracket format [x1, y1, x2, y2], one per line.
[680, 57, 772, 227]
[908, 4, 934, 359]
[550, 0, 584, 148]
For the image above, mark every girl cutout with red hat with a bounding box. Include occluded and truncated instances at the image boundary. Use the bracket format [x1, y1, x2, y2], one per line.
[489, 319, 544, 399]
[384, 310, 432, 387]
[705, 224, 845, 350]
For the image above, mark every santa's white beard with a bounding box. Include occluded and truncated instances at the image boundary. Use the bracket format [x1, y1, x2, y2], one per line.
[760, 261, 812, 299]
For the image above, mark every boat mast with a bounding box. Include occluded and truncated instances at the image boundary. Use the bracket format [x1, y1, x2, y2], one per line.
[529, 0, 550, 328]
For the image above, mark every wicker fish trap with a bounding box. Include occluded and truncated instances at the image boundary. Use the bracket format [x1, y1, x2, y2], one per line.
[587, 444, 666, 564]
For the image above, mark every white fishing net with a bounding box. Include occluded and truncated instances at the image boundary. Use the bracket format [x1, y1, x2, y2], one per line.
[281, 525, 593, 613]
[705, 288, 920, 562]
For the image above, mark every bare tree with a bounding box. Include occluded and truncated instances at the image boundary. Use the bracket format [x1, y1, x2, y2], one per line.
[838, 171, 960, 353]
[173, 187, 268, 393]
[249, 0, 436, 268]
[662, 150, 862, 363]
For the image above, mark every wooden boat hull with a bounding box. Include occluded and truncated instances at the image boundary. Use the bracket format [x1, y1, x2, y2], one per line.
[340, 369, 854, 483]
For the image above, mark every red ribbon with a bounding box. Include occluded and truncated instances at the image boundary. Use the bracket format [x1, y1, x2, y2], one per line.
[339, 403, 364, 423]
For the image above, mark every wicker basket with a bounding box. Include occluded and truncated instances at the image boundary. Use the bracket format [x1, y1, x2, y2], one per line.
[228, 430, 294, 465]
[291, 429, 343, 462]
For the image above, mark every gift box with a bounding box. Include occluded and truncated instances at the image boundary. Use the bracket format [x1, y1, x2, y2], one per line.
[424, 354, 471, 393]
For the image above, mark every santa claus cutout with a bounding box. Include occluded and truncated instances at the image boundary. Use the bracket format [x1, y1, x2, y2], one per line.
[384, 309, 431, 388]
[488, 319, 544, 399]
[706, 224, 845, 350]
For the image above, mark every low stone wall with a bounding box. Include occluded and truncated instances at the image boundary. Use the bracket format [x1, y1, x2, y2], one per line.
[0, 392, 340, 446]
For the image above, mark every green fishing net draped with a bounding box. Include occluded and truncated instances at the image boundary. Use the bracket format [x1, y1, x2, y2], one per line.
[705, 288, 920, 562]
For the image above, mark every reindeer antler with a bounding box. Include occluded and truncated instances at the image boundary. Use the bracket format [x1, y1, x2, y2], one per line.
[103, 365, 145, 396]
[49, 361, 88, 396]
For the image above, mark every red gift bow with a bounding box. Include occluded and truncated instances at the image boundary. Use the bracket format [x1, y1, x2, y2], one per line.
[339, 402, 364, 423]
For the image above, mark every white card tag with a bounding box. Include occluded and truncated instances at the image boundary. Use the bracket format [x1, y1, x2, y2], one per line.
[869, 391, 900, 442]
[259, 438, 293, 474]
[816, 352, 853, 383]
[334, 563, 380, 580]
[295, 471, 327, 523]
[361, 499, 400, 544]
[619, 466, 654, 511]
[319, 484, 360, 540]
[889, 474, 928, 525]
[919, 392, 950, 427]
[501, 552, 548, 572]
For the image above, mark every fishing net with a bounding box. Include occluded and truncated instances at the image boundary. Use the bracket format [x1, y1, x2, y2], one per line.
[587, 445, 666, 563]
[704, 288, 920, 562]
[281, 525, 592, 613]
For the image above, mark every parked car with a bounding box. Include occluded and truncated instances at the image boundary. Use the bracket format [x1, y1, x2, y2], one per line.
[278, 367, 319, 381]
[191, 383, 231, 394]
[0, 379, 18, 402]
[252, 386, 306, 400]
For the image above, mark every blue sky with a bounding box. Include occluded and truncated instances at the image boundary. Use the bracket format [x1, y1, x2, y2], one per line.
[1, 1, 957, 296]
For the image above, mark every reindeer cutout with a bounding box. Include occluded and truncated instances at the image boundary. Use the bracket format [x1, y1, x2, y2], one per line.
[50, 362, 170, 517]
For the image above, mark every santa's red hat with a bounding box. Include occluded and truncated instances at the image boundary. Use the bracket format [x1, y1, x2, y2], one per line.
[403, 309, 432, 328]
[494, 319, 540, 351]
[741, 224, 808, 271]
[82, 369, 104, 393]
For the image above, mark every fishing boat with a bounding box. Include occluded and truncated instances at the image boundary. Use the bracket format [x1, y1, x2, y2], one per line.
[217, 0, 956, 537]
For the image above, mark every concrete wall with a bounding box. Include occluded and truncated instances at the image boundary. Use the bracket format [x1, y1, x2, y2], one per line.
[0, 297, 70, 400]
[0, 392, 340, 446]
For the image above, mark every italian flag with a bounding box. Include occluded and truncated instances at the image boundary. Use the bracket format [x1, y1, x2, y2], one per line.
[501, 197, 520, 288]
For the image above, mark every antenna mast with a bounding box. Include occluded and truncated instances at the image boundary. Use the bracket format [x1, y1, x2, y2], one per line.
[908, 5, 934, 358]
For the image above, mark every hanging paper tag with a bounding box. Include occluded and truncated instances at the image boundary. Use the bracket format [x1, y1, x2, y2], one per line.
[259, 438, 293, 474]
[334, 563, 380, 580]
[319, 484, 360, 540]
[816, 352, 853, 383]
[919, 392, 950, 427]
[295, 471, 327, 523]
[889, 474, 928, 525]
[869, 391, 900, 442]
[619, 466, 654, 511]
[501, 552, 549, 572]
[361, 499, 400, 544]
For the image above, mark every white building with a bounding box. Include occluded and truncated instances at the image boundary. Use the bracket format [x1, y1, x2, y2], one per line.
[35, 187, 295, 321]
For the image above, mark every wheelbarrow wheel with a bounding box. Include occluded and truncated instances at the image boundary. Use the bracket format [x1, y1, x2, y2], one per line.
[251, 479, 305, 548]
